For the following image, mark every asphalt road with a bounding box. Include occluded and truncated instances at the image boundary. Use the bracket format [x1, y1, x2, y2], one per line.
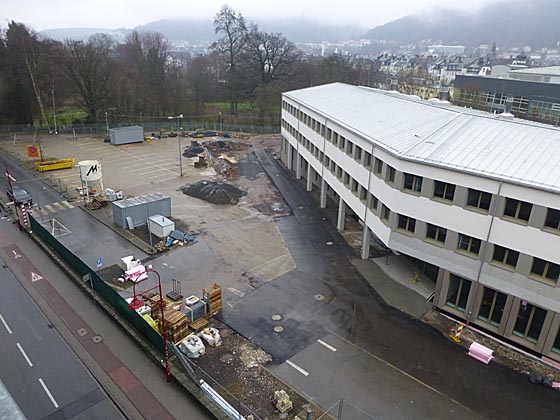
[0, 256, 124, 419]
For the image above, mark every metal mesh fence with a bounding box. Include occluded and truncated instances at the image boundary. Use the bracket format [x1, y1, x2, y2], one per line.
[316, 399, 379, 420]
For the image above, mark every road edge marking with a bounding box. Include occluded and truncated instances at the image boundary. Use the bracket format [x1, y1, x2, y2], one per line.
[38, 378, 59, 408]
[286, 360, 309, 376]
[0, 314, 12, 334]
[16, 342, 33, 367]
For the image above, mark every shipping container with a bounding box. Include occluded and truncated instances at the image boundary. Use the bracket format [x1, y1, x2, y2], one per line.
[109, 126, 144, 145]
[112, 193, 171, 229]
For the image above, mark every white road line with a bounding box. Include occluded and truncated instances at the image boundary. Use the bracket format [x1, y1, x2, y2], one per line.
[53, 202, 65, 210]
[8, 174, 17, 182]
[44, 204, 56, 213]
[38, 378, 59, 408]
[286, 360, 309, 376]
[0, 314, 12, 334]
[132, 168, 168, 175]
[16, 343, 33, 367]
[149, 173, 178, 179]
[62, 201, 74, 209]
[317, 339, 337, 352]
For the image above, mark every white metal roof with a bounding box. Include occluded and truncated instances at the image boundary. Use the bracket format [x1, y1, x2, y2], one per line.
[283, 83, 560, 193]
[510, 66, 560, 76]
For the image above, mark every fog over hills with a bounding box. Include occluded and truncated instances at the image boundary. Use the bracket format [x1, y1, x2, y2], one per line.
[364, 0, 560, 48]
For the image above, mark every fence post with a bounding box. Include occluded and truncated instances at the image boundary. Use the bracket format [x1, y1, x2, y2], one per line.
[338, 399, 343, 420]
[306, 407, 313, 420]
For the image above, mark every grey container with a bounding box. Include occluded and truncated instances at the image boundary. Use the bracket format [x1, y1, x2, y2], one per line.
[112, 193, 172, 229]
[109, 126, 144, 145]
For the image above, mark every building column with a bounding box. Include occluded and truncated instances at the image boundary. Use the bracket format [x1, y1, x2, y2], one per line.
[337, 199, 346, 231]
[287, 145, 293, 170]
[361, 225, 371, 260]
[320, 179, 327, 208]
[306, 165, 313, 191]
[296, 153, 302, 179]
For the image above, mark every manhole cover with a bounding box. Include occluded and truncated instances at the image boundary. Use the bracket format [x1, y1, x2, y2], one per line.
[220, 354, 234, 363]
[326, 241, 334, 246]
[271, 314, 282, 321]
[298, 206, 304, 209]
[314, 293, 325, 301]
[273, 325, 285, 333]
[77, 328, 88, 337]
[92, 335, 103, 344]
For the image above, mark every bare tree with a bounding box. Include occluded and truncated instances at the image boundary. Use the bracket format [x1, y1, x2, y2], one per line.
[63, 34, 115, 122]
[212, 5, 248, 114]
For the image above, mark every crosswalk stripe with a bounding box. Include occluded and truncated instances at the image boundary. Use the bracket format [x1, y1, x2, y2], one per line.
[62, 201, 74, 209]
[53, 202, 65, 210]
[44, 204, 56, 213]
[37, 208, 49, 216]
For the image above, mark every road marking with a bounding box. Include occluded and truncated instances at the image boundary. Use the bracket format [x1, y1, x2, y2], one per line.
[8, 174, 16, 182]
[0, 314, 12, 334]
[16, 343, 33, 367]
[12, 250, 21, 259]
[317, 339, 337, 352]
[227, 287, 244, 298]
[53, 202, 65, 210]
[36, 208, 49, 216]
[62, 201, 74, 209]
[45, 204, 56, 213]
[31, 272, 43, 282]
[38, 378, 59, 408]
[131, 168, 168, 175]
[286, 360, 309, 376]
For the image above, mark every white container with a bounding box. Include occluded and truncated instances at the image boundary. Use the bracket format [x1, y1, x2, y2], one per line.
[78, 160, 102, 181]
[184, 295, 199, 307]
[148, 214, 175, 238]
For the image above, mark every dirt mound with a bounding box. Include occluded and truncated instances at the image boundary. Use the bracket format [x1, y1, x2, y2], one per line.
[182, 180, 246, 205]
[183, 145, 204, 157]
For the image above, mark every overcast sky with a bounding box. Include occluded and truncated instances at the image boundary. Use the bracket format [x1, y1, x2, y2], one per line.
[4, 0, 506, 31]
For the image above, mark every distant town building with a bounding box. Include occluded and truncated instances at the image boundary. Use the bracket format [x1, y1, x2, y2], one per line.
[428, 45, 466, 55]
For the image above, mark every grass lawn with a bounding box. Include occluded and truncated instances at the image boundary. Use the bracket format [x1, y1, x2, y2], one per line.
[46, 107, 88, 126]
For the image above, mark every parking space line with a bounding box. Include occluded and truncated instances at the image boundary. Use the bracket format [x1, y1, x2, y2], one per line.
[286, 360, 309, 376]
[0, 314, 12, 334]
[133, 168, 168, 175]
[149, 173, 178, 179]
[317, 339, 337, 352]
[16, 343, 33, 367]
[38, 378, 59, 408]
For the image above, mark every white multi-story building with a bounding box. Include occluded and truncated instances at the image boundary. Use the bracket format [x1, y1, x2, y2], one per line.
[280, 82, 560, 361]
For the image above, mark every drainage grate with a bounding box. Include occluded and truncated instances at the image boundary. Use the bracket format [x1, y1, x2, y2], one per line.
[77, 328, 88, 337]
[92, 335, 103, 344]
[314, 293, 325, 301]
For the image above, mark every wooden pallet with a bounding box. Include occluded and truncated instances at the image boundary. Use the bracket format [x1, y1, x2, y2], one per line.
[190, 317, 209, 333]
[203, 283, 222, 315]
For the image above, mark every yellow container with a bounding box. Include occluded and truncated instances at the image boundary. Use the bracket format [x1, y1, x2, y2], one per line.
[35, 158, 76, 172]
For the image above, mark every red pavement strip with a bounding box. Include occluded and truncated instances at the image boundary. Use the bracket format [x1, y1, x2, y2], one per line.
[2, 243, 173, 419]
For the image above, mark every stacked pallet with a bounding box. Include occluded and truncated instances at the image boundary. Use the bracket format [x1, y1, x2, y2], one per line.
[163, 308, 189, 344]
[203, 283, 222, 315]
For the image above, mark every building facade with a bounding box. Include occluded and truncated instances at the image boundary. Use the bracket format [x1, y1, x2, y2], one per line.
[281, 82, 560, 361]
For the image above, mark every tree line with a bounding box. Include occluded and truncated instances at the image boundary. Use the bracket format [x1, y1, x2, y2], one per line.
[0, 5, 382, 128]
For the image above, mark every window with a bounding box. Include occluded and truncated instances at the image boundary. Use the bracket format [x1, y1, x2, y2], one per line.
[364, 152, 372, 168]
[339, 136, 346, 150]
[355, 147, 362, 161]
[545, 208, 560, 230]
[426, 224, 447, 244]
[403, 173, 423, 193]
[492, 245, 519, 268]
[503, 198, 532, 222]
[326, 128, 332, 140]
[381, 204, 390, 221]
[446, 274, 471, 312]
[478, 287, 507, 327]
[513, 302, 547, 344]
[552, 327, 560, 354]
[373, 158, 383, 174]
[343, 172, 350, 185]
[530, 258, 560, 283]
[351, 178, 358, 192]
[385, 165, 396, 183]
[433, 181, 455, 201]
[467, 189, 492, 211]
[369, 194, 378, 210]
[347, 141, 353, 155]
[359, 185, 367, 201]
[398, 215, 416, 233]
[457, 234, 481, 255]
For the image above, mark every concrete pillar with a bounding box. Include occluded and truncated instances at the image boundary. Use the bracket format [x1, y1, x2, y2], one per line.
[287, 145, 293, 170]
[307, 164, 313, 191]
[296, 153, 302, 179]
[337, 199, 346, 231]
[361, 225, 371, 259]
[320, 179, 327, 208]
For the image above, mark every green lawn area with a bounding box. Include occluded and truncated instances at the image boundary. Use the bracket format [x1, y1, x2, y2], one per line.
[207, 102, 255, 113]
[46, 107, 88, 125]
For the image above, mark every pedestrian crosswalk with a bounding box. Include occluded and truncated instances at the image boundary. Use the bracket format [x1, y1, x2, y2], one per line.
[33, 200, 75, 216]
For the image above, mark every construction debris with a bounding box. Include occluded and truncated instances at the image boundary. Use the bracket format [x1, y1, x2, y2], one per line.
[181, 181, 246, 205]
[183, 145, 205, 158]
[273, 390, 293, 414]
[86, 196, 107, 210]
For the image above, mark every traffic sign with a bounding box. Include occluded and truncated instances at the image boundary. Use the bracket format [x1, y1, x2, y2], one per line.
[96, 258, 103, 268]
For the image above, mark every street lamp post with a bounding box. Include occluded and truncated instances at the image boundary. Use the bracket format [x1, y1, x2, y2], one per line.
[128, 267, 171, 382]
[168, 114, 184, 177]
[3, 163, 22, 231]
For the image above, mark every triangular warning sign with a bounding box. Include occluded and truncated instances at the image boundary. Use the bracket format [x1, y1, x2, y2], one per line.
[31, 272, 43, 282]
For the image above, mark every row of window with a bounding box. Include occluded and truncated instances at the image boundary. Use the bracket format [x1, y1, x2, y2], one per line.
[446, 275, 560, 351]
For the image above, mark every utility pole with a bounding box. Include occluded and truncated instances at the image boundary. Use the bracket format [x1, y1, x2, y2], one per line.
[5, 165, 21, 231]
[105, 112, 109, 138]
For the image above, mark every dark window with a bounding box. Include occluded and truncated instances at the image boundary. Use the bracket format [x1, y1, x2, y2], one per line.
[552, 327, 560, 354]
[545, 208, 560, 230]
[531, 258, 560, 283]
[403, 173, 423, 193]
[478, 287, 507, 327]
[513, 302, 547, 344]
[373, 158, 383, 174]
[467, 189, 492, 211]
[426, 224, 447, 243]
[398, 215, 416, 233]
[381, 205, 390, 221]
[369, 194, 378, 210]
[503, 198, 532, 222]
[492, 245, 519, 268]
[355, 147, 362, 161]
[446, 274, 471, 312]
[457, 234, 481, 255]
[364, 152, 372, 168]
[386, 166, 396, 183]
[433, 181, 456, 201]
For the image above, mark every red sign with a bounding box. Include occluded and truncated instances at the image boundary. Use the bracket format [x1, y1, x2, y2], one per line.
[26, 145, 39, 158]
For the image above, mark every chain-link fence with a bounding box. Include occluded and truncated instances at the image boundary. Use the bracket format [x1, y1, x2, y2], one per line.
[316, 399, 378, 420]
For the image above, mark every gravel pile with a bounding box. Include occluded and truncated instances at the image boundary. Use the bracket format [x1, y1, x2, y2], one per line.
[183, 145, 205, 157]
[181, 180, 246, 205]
